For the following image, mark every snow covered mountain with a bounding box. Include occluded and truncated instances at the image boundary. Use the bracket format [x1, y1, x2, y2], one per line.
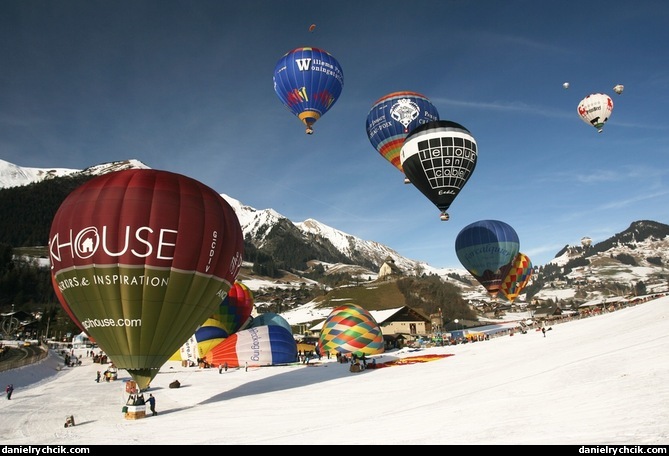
[3, 159, 669, 308]
[0, 158, 149, 188]
[0, 158, 447, 276]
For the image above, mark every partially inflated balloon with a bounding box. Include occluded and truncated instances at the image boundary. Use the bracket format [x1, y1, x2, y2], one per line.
[318, 304, 384, 357]
[246, 312, 292, 335]
[400, 120, 477, 221]
[366, 91, 440, 183]
[194, 318, 229, 358]
[577, 93, 613, 133]
[177, 335, 198, 364]
[501, 252, 532, 304]
[216, 281, 254, 336]
[49, 169, 244, 390]
[455, 220, 520, 299]
[205, 325, 297, 368]
[273, 47, 344, 134]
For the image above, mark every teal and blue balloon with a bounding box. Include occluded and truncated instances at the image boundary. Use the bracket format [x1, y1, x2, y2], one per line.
[455, 219, 520, 299]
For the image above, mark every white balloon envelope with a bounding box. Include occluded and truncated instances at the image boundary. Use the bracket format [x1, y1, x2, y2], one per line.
[577, 93, 613, 133]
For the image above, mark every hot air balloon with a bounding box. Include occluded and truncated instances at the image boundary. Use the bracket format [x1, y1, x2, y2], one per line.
[215, 280, 254, 337]
[246, 312, 292, 335]
[400, 120, 477, 221]
[193, 318, 229, 359]
[455, 220, 520, 300]
[49, 169, 244, 391]
[501, 252, 533, 304]
[205, 325, 297, 368]
[563, 82, 570, 89]
[308, 24, 316, 32]
[318, 304, 384, 357]
[366, 91, 440, 184]
[577, 93, 613, 133]
[273, 47, 344, 135]
[581, 236, 592, 249]
[613, 84, 624, 95]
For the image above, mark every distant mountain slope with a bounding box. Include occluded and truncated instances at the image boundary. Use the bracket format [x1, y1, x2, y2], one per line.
[2, 159, 669, 309]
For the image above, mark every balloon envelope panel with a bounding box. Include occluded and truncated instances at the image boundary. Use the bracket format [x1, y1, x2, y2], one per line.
[366, 91, 439, 174]
[455, 219, 520, 298]
[318, 304, 384, 357]
[49, 169, 244, 390]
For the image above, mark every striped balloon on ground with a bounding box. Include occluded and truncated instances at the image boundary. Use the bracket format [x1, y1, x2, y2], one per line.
[318, 304, 384, 357]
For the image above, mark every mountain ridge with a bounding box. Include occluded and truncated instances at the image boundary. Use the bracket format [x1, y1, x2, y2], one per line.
[2, 159, 668, 309]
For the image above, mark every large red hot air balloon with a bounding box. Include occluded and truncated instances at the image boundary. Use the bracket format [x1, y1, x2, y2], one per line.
[49, 169, 244, 391]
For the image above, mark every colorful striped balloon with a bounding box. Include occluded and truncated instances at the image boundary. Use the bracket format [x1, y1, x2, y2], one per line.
[318, 304, 384, 357]
[501, 252, 533, 304]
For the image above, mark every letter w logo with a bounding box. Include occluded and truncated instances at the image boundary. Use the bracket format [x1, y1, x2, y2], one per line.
[296, 58, 311, 71]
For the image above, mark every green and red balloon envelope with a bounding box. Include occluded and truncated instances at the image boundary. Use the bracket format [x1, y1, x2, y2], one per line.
[318, 304, 384, 357]
[49, 169, 244, 391]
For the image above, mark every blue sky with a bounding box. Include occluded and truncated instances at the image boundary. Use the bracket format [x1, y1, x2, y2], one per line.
[2, 0, 669, 269]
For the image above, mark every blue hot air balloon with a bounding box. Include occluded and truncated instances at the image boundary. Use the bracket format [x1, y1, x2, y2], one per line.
[273, 47, 344, 135]
[366, 91, 440, 183]
[455, 220, 520, 300]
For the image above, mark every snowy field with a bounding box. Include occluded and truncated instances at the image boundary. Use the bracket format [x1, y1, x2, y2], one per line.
[1, 297, 668, 445]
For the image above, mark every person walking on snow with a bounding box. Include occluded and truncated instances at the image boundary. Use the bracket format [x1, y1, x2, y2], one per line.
[542, 327, 546, 338]
[147, 393, 157, 416]
[6, 384, 14, 400]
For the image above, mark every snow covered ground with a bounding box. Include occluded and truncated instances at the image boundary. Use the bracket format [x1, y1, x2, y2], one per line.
[1, 297, 668, 445]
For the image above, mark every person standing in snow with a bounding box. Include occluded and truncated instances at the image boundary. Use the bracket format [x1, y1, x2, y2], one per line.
[147, 393, 157, 416]
[6, 384, 14, 400]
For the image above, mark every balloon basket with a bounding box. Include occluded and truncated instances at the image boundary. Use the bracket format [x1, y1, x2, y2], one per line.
[124, 405, 146, 420]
